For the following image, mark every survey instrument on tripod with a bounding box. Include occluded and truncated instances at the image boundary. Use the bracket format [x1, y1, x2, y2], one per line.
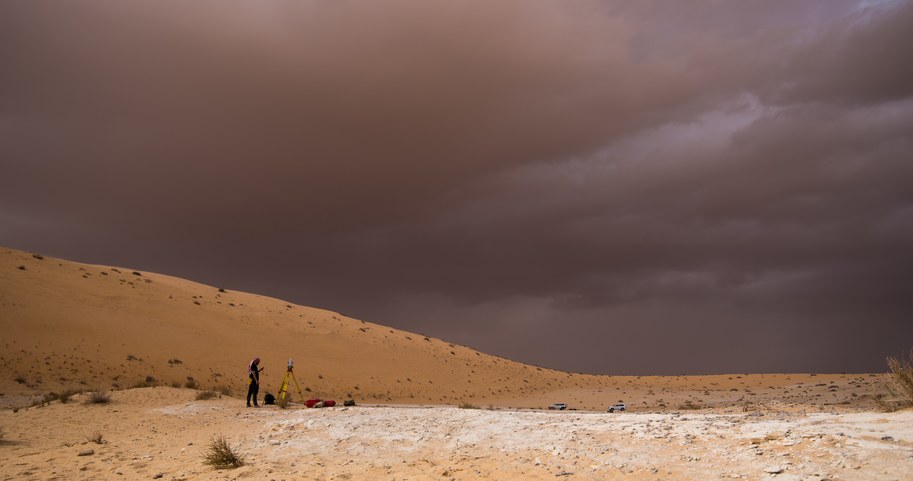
[277, 358, 306, 404]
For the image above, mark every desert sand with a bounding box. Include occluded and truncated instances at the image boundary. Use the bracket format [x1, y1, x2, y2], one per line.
[2, 247, 911, 480]
[2, 388, 911, 480]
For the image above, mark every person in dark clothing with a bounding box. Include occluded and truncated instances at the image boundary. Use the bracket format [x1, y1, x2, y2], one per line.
[247, 357, 263, 407]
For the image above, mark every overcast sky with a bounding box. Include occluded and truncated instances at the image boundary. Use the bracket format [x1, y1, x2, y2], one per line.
[2, 0, 912, 374]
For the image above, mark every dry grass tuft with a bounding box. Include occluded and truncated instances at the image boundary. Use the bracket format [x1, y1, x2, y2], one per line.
[84, 390, 112, 405]
[195, 390, 218, 401]
[59, 388, 82, 404]
[203, 435, 245, 469]
[880, 348, 913, 411]
[87, 432, 104, 444]
[214, 385, 233, 397]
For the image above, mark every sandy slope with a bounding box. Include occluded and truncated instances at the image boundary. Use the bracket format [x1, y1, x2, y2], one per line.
[1, 388, 911, 481]
[0, 247, 886, 413]
[1, 246, 910, 480]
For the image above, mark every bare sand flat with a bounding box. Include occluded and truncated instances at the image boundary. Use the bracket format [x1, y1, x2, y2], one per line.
[1, 387, 911, 480]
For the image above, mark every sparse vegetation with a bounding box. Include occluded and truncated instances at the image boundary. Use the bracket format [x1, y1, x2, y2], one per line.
[185, 377, 199, 389]
[880, 348, 913, 411]
[59, 389, 81, 403]
[168, 358, 183, 365]
[276, 395, 290, 409]
[458, 402, 480, 409]
[214, 385, 233, 396]
[87, 432, 104, 444]
[203, 435, 245, 469]
[196, 390, 218, 401]
[84, 390, 111, 405]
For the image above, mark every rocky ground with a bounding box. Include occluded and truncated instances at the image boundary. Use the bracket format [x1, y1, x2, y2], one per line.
[1, 388, 911, 481]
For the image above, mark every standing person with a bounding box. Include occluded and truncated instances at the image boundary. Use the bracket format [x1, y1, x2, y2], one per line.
[247, 357, 263, 407]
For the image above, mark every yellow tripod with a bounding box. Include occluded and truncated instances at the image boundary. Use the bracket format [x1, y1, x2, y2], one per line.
[277, 358, 306, 404]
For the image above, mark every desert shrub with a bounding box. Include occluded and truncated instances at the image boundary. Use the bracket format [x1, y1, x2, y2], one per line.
[276, 394, 290, 409]
[32, 390, 71, 408]
[87, 432, 104, 444]
[203, 435, 245, 469]
[458, 402, 479, 409]
[185, 377, 199, 389]
[84, 390, 111, 405]
[196, 391, 218, 401]
[59, 388, 81, 404]
[881, 348, 913, 411]
[132, 375, 159, 389]
[214, 385, 233, 396]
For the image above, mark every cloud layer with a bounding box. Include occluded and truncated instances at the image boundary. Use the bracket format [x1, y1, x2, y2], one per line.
[3, 0, 912, 373]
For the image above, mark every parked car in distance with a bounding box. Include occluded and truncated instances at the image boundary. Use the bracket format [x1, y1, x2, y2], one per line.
[608, 403, 626, 412]
[548, 403, 568, 410]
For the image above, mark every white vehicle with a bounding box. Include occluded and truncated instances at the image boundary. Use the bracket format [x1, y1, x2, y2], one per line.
[548, 403, 568, 410]
[608, 403, 626, 412]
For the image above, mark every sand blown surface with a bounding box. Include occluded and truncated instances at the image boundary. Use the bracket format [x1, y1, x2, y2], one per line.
[1, 387, 912, 480]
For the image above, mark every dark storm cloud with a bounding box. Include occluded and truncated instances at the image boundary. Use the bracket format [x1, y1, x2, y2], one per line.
[2, 0, 912, 374]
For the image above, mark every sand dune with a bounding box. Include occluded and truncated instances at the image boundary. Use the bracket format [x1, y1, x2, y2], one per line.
[2, 246, 910, 480]
[0, 247, 886, 412]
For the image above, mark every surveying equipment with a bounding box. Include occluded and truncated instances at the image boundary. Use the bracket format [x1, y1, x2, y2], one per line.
[277, 358, 306, 404]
